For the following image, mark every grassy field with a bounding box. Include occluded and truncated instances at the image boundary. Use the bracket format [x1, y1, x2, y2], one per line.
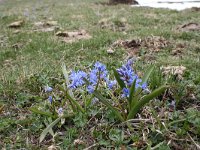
[0, 0, 200, 149]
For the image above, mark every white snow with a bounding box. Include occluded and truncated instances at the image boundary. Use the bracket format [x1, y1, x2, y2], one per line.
[132, 0, 200, 10]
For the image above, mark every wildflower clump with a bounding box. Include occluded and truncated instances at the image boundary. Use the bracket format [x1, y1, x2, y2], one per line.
[36, 60, 167, 143]
[67, 60, 147, 98]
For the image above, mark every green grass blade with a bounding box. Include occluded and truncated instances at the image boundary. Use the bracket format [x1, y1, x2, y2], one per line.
[30, 107, 54, 118]
[93, 91, 124, 122]
[39, 117, 61, 143]
[113, 68, 126, 89]
[127, 86, 167, 120]
[142, 66, 154, 84]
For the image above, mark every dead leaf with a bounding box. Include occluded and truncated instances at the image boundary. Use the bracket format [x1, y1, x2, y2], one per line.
[178, 23, 200, 31]
[73, 139, 85, 145]
[0, 105, 4, 114]
[122, 39, 141, 49]
[48, 145, 57, 150]
[161, 66, 186, 80]
[131, 140, 145, 148]
[8, 20, 24, 28]
[110, 36, 169, 52]
[141, 35, 170, 51]
[56, 30, 92, 43]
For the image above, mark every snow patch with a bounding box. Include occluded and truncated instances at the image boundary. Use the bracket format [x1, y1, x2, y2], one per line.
[132, 0, 200, 10]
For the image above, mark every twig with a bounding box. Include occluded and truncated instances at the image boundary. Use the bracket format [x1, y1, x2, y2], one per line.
[124, 118, 167, 123]
[187, 132, 200, 149]
[83, 143, 99, 150]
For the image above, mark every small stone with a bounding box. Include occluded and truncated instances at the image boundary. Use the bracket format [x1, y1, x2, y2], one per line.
[107, 48, 114, 54]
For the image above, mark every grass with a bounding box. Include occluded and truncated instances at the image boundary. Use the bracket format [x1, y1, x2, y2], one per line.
[0, 0, 200, 149]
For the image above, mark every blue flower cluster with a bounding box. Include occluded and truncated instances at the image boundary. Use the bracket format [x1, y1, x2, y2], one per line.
[67, 60, 147, 98]
[117, 59, 147, 98]
[68, 62, 116, 93]
[68, 71, 87, 89]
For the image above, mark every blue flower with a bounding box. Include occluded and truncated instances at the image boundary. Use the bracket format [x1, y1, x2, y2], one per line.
[89, 69, 98, 85]
[58, 107, 63, 115]
[44, 85, 53, 92]
[122, 88, 130, 98]
[88, 62, 108, 86]
[68, 70, 87, 89]
[117, 59, 149, 97]
[87, 85, 95, 94]
[141, 82, 147, 90]
[100, 70, 108, 80]
[48, 96, 53, 103]
[117, 60, 135, 87]
[107, 80, 117, 89]
[94, 62, 106, 72]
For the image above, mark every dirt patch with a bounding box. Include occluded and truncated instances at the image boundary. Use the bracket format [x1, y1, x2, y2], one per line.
[56, 30, 92, 43]
[33, 20, 59, 32]
[187, 7, 200, 11]
[99, 18, 129, 32]
[96, 0, 138, 5]
[109, 0, 138, 4]
[110, 36, 170, 56]
[171, 43, 186, 57]
[8, 20, 24, 28]
[177, 22, 200, 31]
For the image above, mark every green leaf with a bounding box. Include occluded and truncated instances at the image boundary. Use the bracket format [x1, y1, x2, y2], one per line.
[93, 91, 124, 122]
[113, 69, 126, 89]
[142, 66, 154, 84]
[29, 107, 54, 118]
[61, 64, 74, 97]
[40, 117, 61, 143]
[127, 86, 167, 120]
[62, 63, 69, 84]
[66, 91, 85, 113]
[128, 79, 137, 109]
